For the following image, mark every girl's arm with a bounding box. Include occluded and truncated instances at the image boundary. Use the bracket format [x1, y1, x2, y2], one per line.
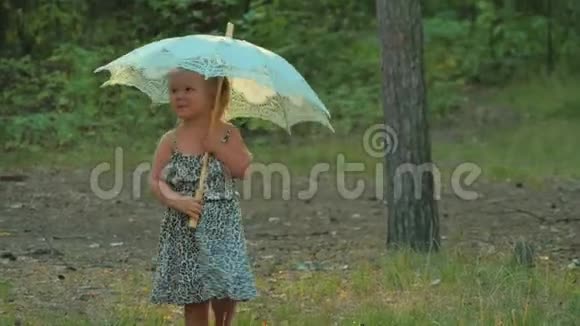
[149, 131, 189, 208]
[204, 123, 253, 179]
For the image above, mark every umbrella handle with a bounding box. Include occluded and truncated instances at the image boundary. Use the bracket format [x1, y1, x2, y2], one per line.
[188, 22, 235, 229]
[188, 152, 209, 228]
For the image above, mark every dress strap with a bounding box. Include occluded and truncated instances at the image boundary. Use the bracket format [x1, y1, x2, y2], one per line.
[171, 128, 178, 153]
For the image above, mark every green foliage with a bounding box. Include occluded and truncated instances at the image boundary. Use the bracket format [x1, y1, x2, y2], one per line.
[0, 42, 173, 150]
[425, 2, 553, 85]
[2, 0, 580, 150]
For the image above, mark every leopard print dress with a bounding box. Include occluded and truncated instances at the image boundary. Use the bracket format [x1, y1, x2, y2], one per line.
[150, 134, 258, 305]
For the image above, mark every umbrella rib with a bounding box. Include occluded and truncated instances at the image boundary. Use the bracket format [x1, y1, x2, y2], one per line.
[281, 102, 291, 135]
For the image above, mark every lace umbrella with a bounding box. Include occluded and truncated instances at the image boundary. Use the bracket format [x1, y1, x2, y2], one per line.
[94, 23, 333, 227]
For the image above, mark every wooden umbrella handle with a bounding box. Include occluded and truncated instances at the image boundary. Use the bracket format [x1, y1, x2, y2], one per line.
[189, 22, 235, 228]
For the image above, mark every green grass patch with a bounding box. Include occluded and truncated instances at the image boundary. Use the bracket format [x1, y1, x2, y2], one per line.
[2, 118, 578, 185]
[491, 76, 580, 121]
[0, 279, 11, 301]
[3, 76, 580, 185]
[434, 118, 580, 183]
[0, 279, 16, 326]
[438, 76, 580, 182]
[2, 249, 578, 325]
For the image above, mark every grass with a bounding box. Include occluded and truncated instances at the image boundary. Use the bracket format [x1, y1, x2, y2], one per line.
[1, 249, 578, 325]
[0, 279, 15, 324]
[237, 248, 579, 325]
[2, 120, 579, 190]
[3, 76, 580, 187]
[434, 118, 580, 184]
[433, 75, 580, 183]
[491, 75, 580, 121]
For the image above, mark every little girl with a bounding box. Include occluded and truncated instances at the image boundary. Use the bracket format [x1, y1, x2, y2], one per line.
[148, 68, 258, 326]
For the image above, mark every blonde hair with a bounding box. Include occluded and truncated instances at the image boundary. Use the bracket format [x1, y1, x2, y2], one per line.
[169, 68, 231, 127]
[207, 76, 231, 114]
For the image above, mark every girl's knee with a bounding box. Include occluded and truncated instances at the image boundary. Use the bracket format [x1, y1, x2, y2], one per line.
[185, 301, 210, 311]
[211, 298, 236, 306]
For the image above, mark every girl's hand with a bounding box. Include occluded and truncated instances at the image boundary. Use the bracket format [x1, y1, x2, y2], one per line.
[173, 196, 203, 221]
[202, 122, 253, 179]
[202, 123, 232, 154]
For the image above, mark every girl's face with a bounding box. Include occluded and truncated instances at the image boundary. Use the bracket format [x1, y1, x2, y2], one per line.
[168, 70, 214, 120]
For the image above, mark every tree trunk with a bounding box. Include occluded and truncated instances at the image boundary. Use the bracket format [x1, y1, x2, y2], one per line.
[376, 0, 440, 252]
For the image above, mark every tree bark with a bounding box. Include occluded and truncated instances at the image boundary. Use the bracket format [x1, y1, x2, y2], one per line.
[376, 0, 440, 252]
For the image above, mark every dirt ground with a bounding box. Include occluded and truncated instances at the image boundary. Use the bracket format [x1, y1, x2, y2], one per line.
[1, 158, 579, 320]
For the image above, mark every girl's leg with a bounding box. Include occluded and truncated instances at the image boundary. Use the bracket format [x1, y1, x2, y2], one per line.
[211, 298, 238, 326]
[184, 301, 210, 326]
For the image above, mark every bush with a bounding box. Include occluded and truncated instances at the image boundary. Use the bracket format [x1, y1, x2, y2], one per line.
[2, 0, 580, 150]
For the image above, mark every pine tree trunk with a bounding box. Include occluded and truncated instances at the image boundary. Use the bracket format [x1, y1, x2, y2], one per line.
[376, 0, 440, 252]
